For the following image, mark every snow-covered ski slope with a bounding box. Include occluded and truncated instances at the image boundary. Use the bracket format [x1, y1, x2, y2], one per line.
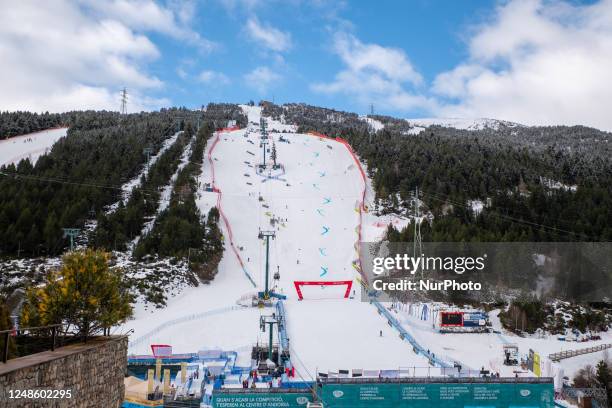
[217, 105, 363, 297]
[0, 127, 67, 167]
[122, 105, 427, 375]
[215, 105, 429, 374]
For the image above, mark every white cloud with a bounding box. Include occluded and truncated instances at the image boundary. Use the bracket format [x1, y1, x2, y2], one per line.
[81, 0, 216, 52]
[0, 0, 203, 113]
[245, 17, 292, 52]
[332, 33, 422, 84]
[244, 66, 281, 93]
[198, 70, 230, 85]
[312, 33, 434, 111]
[433, 0, 612, 130]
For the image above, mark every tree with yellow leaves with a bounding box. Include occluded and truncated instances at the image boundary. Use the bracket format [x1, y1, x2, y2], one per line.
[21, 249, 133, 337]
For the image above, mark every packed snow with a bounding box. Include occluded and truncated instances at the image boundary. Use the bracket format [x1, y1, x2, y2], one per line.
[0, 127, 67, 167]
[391, 303, 612, 384]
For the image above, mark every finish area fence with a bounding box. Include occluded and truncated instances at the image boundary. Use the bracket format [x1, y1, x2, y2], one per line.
[128, 306, 241, 349]
[318, 366, 488, 379]
[370, 299, 454, 369]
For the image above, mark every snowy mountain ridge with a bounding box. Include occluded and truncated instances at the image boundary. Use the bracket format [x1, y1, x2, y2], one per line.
[405, 117, 523, 135]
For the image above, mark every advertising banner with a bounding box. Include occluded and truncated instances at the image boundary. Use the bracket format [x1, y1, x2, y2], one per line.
[212, 391, 312, 408]
[320, 381, 554, 408]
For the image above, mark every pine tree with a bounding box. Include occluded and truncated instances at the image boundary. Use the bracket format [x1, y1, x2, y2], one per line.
[271, 141, 277, 167]
[596, 360, 612, 404]
[20, 249, 133, 336]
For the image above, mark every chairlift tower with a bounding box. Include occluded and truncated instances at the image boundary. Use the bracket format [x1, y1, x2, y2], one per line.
[260, 138, 269, 168]
[258, 230, 276, 299]
[260, 314, 279, 364]
[63, 228, 80, 251]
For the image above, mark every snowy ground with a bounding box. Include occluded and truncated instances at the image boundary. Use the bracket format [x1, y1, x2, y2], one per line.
[404, 118, 521, 135]
[391, 303, 612, 382]
[121, 105, 428, 377]
[0, 127, 67, 167]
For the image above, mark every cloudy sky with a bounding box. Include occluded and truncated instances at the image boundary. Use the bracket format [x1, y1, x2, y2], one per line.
[1, 0, 612, 130]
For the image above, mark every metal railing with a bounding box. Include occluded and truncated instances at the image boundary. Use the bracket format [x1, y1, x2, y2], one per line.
[560, 386, 609, 408]
[370, 299, 454, 369]
[128, 306, 240, 349]
[548, 343, 612, 362]
[214, 387, 312, 394]
[318, 376, 554, 384]
[0, 324, 89, 363]
[316, 367, 549, 380]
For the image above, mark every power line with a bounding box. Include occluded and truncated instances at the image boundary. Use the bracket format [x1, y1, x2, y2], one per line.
[421, 190, 594, 240]
[1, 166, 597, 241]
[0, 169, 365, 202]
[0, 155, 595, 241]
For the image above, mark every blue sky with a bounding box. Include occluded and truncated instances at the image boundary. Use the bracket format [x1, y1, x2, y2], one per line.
[149, 0, 493, 116]
[1, 0, 612, 130]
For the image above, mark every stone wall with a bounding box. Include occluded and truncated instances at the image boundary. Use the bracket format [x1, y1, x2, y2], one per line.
[0, 336, 128, 407]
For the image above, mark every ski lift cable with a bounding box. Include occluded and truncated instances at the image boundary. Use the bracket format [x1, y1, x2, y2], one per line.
[287, 346, 318, 394]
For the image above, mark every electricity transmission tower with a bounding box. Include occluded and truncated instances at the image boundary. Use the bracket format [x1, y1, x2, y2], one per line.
[367, 103, 376, 143]
[120, 88, 128, 114]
